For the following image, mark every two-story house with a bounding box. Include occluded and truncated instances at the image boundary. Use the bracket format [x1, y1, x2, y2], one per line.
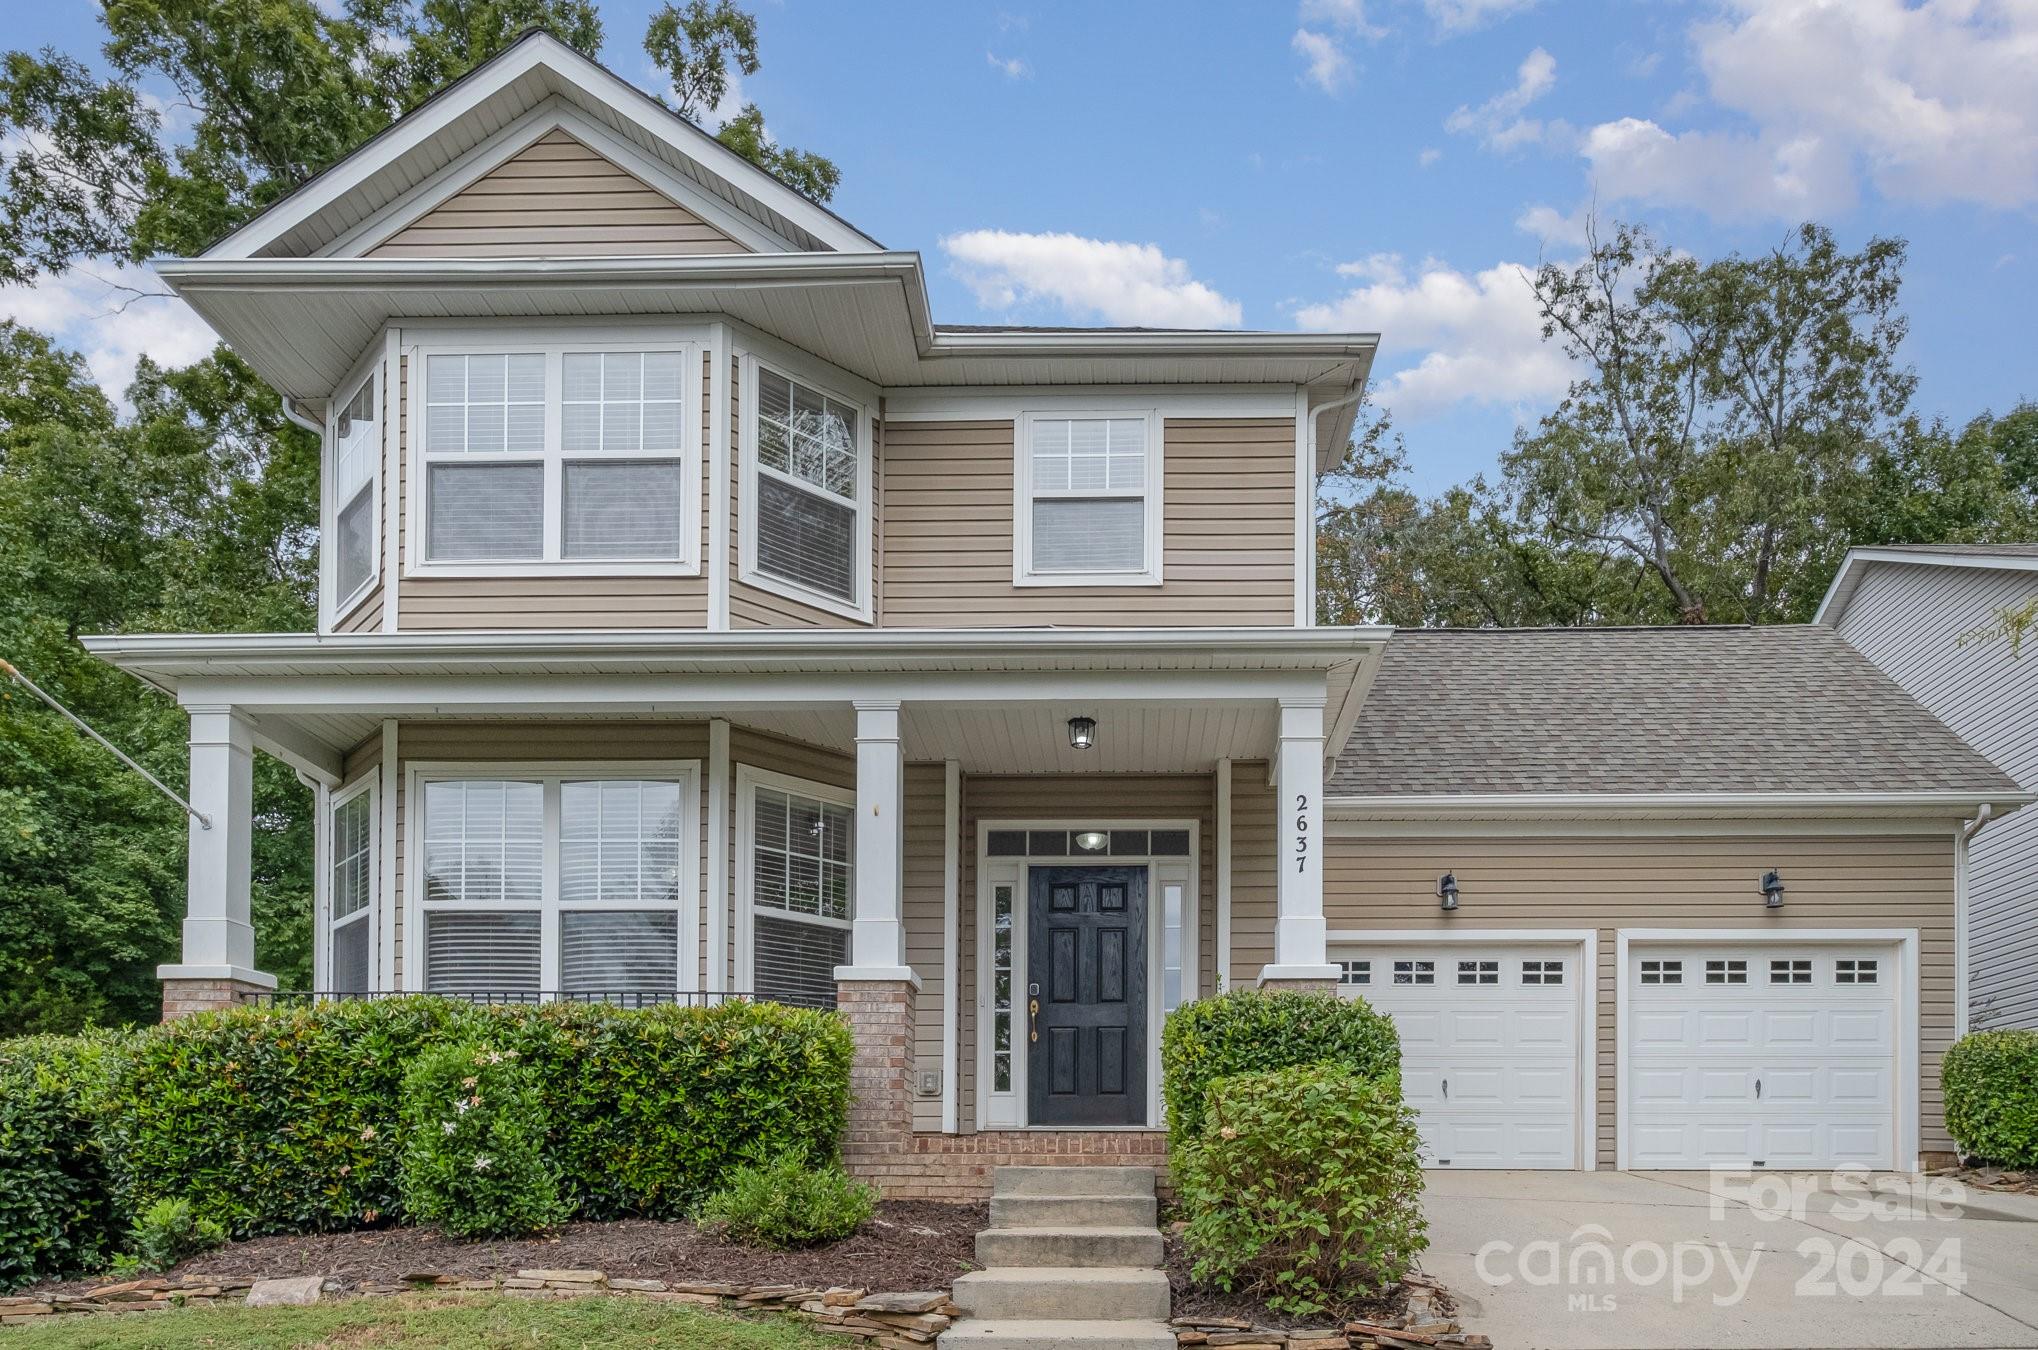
[86, 33, 2028, 1190]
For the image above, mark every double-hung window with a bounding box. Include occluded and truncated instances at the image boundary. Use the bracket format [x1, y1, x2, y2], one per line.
[328, 784, 376, 992]
[418, 344, 697, 570]
[415, 766, 696, 1000]
[1016, 411, 1162, 585]
[741, 770, 854, 1010]
[330, 372, 378, 608]
[743, 359, 869, 615]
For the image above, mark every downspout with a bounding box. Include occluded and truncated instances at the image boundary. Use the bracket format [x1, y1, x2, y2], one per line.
[1300, 386, 1367, 628]
[1954, 805, 1994, 1039]
[280, 398, 323, 437]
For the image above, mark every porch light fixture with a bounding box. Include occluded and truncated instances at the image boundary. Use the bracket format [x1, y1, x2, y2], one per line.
[1074, 830, 1109, 853]
[1760, 869, 1786, 909]
[1067, 716, 1097, 751]
[1437, 872, 1460, 911]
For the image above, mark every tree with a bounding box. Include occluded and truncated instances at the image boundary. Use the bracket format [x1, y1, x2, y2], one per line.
[1506, 221, 1913, 624]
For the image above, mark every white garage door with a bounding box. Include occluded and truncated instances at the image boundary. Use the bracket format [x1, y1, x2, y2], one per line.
[1625, 944, 1896, 1169]
[1335, 944, 1583, 1169]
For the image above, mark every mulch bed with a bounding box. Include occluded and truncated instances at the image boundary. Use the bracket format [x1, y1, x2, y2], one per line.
[1162, 1224, 1442, 1332]
[34, 1201, 986, 1300]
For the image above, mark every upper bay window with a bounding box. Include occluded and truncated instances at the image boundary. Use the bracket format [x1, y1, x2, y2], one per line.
[416, 344, 699, 572]
[1016, 411, 1162, 587]
[329, 371, 378, 610]
[740, 356, 872, 619]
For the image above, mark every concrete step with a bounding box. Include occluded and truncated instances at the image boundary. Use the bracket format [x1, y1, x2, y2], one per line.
[991, 1165, 1157, 1199]
[950, 1268, 1172, 1322]
[975, 1226, 1164, 1269]
[936, 1319, 1179, 1349]
[987, 1194, 1158, 1230]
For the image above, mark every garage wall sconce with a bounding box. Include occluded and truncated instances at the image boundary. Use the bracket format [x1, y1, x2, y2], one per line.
[1760, 868, 1786, 909]
[1437, 872, 1460, 911]
[1067, 716, 1097, 751]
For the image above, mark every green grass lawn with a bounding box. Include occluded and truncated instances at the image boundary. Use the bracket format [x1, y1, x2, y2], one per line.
[0, 1293, 843, 1348]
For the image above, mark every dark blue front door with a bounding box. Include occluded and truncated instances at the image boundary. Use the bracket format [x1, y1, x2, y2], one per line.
[1027, 866, 1147, 1126]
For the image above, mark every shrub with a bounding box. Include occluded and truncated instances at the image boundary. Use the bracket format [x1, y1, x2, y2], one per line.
[398, 1041, 566, 1238]
[124, 1198, 226, 1272]
[1175, 1065, 1426, 1316]
[0, 1035, 121, 1291]
[1161, 989, 1400, 1149]
[695, 1155, 876, 1249]
[1943, 1030, 2038, 1167]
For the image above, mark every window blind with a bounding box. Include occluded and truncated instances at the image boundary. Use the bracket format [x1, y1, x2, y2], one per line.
[1031, 498, 1145, 572]
[561, 781, 682, 905]
[756, 475, 855, 600]
[753, 787, 852, 920]
[753, 913, 846, 1010]
[425, 911, 541, 993]
[563, 461, 684, 560]
[561, 911, 679, 993]
[427, 463, 542, 561]
[422, 780, 544, 905]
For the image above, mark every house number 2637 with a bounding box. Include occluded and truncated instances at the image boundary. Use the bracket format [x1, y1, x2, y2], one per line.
[1294, 793, 1310, 873]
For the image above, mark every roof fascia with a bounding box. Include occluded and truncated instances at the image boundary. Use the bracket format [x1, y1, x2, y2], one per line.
[1816, 546, 2038, 626]
[1326, 789, 2036, 821]
[204, 32, 879, 262]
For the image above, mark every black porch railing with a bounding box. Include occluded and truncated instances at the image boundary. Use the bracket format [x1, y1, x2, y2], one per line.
[236, 989, 758, 1010]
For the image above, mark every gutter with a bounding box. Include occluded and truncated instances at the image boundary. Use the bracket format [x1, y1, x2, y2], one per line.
[1328, 790, 2038, 821]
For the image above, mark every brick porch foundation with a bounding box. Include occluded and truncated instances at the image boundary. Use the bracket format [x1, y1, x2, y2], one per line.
[160, 977, 270, 1022]
[836, 978, 919, 1183]
[878, 1130, 1171, 1201]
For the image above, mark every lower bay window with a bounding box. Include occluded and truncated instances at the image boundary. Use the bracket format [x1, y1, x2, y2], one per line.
[411, 764, 699, 999]
[738, 767, 854, 1010]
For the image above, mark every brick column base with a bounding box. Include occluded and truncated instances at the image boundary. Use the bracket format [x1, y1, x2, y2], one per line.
[836, 979, 917, 1185]
[160, 977, 271, 1022]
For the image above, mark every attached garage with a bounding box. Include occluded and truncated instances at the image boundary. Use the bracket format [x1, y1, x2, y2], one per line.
[1333, 935, 1591, 1169]
[1619, 933, 1914, 1170]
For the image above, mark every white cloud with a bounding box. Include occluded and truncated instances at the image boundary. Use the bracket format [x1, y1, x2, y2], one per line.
[1422, 0, 1539, 33]
[1418, 146, 1442, 167]
[1567, 0, 2038, 219]
[1300, 0, 1386, 38]
[1445, 46, 1559, 150]
[986, 51, 1031, 80]
[1294, 256, 1573, 421]
[942, 230, 1243, 329]
[1291, 28, 1353, 94]
[1513, 202, 1592, 247]
[0, 261, 216, 406]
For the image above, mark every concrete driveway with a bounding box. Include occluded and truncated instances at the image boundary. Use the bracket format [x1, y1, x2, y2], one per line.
[1421, 1169, 2038, 1350]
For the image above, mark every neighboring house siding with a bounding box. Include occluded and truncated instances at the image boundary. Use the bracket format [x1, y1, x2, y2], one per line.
[393, 354, 714, 631]
[1834, 562, 2038, 1029]
[953, 773, 1216, 1132]
[879, 418, 1297, 627]
[388, 721, 711, 986]
[1315, 832, 1960, 1165]
[366, 129, 751, 258]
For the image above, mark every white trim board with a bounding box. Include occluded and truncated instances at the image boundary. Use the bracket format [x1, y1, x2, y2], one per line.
[881, 386, 1296, 422]
[1327, 928, 1599, 1172]
[1612, 928, 1921, 1174]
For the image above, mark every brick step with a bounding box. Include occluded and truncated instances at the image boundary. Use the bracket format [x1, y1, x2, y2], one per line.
[991, 1166, 1157, 1199]
[987, 1194, 1158, 1230]
[949, 1268, 1171, 1322]
[936, 1318, 1179, 1349]
[975, 1226, 1163, 1269]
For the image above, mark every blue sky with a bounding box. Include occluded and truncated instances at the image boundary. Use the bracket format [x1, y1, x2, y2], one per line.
[6, 0, 2035, 492]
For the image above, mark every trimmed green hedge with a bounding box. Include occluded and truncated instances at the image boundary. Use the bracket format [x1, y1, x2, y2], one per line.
[1160, 989, 1400, 1151]
[1943, 1029, 2038, 1167]
[0, 995, 855, 1286]
[0, 1035, 123, 1290]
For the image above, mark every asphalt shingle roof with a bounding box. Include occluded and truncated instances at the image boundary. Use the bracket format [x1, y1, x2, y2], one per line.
[1332, 625, 2020, 797]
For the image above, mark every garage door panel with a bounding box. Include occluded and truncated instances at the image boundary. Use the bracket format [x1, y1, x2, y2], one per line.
[1443, 1011, 1508, 1049]
[1511, 1010, 1576, 1050]
[1831, 1009, 1892, 1046]
[1762, 1011, 1819, 1047]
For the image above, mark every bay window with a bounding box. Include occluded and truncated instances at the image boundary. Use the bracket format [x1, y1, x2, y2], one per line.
[330, 372, 378, 608]
[741, 358, 870, 617]
[1015, 411, 1162, 585]
[328, 783, 375, 992]
[413, 765, 697, 999]
[416, 342, 698, 571]
[740, 769, 854, 1009]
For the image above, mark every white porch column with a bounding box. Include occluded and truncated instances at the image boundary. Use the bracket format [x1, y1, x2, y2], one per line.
[160, 706, 275, 1016]
[838, 700, 918, 985]
[1261, 696, 1338, 987]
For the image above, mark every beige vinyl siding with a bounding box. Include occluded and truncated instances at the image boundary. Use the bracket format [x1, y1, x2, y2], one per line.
[1227, 761, 1277, 989]
[341, 730, 382, 790]
[879, 418, 1298, 627]
[724, 728, 856, 986]
[1316, 832, 1960, 1165]
[903, 764, 949, 1132]
[392, 353, 713, 631]
[366, 129, 750, 259]
[335, 588, 383, 633]
[728, 353, 864, 628]
[389, 721, 710, 987]
[954, 773, 1216, 1132]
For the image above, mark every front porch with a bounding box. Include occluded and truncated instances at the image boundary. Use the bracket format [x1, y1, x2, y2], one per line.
[85, 627, 1387, 1194]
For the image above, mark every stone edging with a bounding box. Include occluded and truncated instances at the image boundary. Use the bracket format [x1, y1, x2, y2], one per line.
[1, 1273, 959, 1345]
[1169, 1279, 1490, 1349]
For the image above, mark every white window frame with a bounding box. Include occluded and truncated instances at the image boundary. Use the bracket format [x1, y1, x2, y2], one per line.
[401, 760, 702, 995]
[405, 337, 704, 578]
[326, 777, 379, 992]
[736, 351, 874, 621]
[1013, 409, 1164, 588]
[734, 764, 857, 999]
[322, 354, 382, 626]
[974, 818, 1199, 1131]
